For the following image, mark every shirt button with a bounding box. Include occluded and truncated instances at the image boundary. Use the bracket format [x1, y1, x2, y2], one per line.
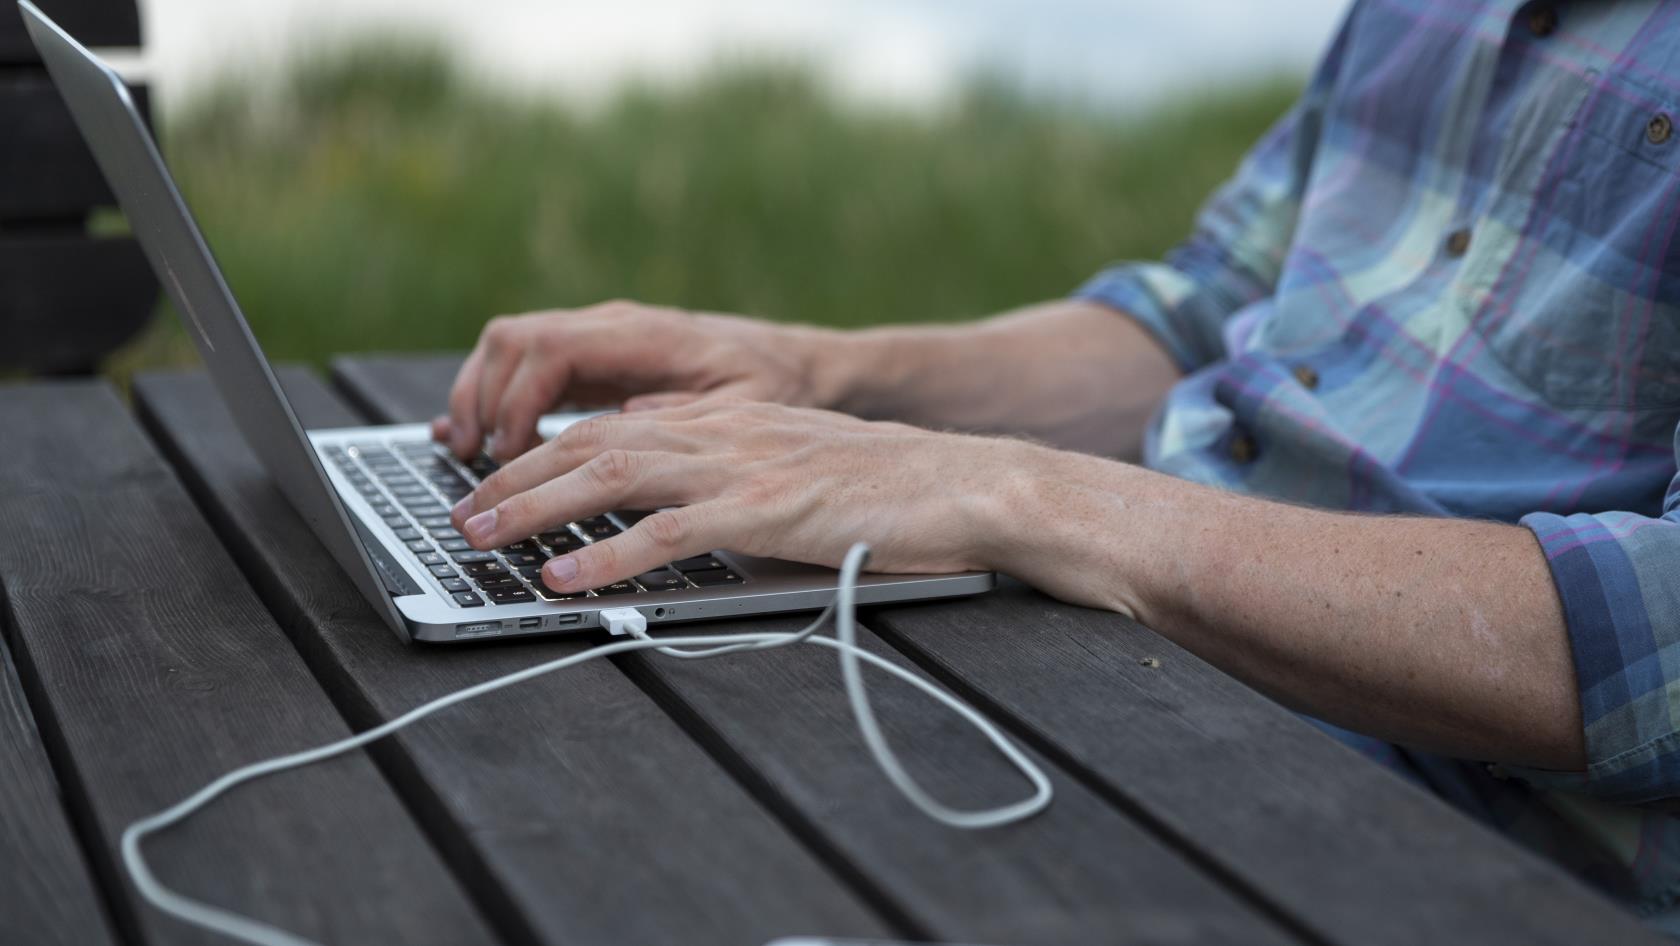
[1291, 364, 1320, 390]
[1444, 227, 1472, 258]
[1228, 431, 1257, 464]
[1527, 5, 1558, 37]
[1648, 112, 1673, 145]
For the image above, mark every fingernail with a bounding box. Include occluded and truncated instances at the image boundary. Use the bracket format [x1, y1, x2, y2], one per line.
[485, 432, 501, 458]
[452, 496, 473, 520]
[464, 508, 498, 544]
[545, 555, 579, 585]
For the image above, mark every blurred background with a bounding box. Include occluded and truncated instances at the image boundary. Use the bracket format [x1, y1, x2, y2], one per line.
[105, 0, 1344, 378]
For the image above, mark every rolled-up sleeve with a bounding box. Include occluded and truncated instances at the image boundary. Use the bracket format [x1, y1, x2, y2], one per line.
[1074, 6, 1354, 373]
[1515, 447, 1680, 804]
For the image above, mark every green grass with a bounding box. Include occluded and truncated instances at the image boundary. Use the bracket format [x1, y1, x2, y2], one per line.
[110, 41, 1300, 378]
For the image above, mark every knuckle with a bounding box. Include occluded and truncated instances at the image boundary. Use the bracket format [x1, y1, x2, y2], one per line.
[642, 510, 689, 551]
[565, 415, 615, 451]
[589, 449, 639, 491]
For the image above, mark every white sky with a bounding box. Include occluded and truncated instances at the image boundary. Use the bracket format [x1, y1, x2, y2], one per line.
[128, 0, 1348, 110]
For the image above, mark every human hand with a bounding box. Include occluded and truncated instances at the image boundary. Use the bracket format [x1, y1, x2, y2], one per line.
[434, 300, 855, 462]
[448, 397, 1034, 594]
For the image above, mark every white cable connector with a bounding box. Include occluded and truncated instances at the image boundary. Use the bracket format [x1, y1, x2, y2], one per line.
[119, 544, 1054, 946]
[599, 606, 648, 637]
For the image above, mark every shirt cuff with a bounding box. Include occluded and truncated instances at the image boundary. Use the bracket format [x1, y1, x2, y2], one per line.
[1513, 510, 1680, 803]
[1072, 262, 1224, 374]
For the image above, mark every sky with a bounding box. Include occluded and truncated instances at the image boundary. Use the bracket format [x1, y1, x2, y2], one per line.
[128, 0, 1348, 110]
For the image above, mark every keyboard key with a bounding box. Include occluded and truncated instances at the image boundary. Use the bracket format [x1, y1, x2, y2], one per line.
[381, 474, 418, 488]
[417, 516, 453, 529]
[502, 552, 542, 567]
[540, 531, 585, 553]
[403, 495, 442, 510]
[428, 564, 458, 579]
[406, 503, 448, 519]
[390, 484, 429, 498]
[516, 566, 546, 582]
[371, 503, 398, 517]
[392, 528, 421, 542]
[531, 584, 584, 601]
[685, 568, 744, 586]
[452, 591, 484, 607]
[439, 538, 471, 552]
[592, 581, 639, 596]
[488, 587, 535, 604]
[578, 516, 619, 539]
[451, 550, 496, 564]
[441, 578, 471, 593]
[383, 515, 408, 529]
[428, 526, 463, 540]
[671, 555, 728, 573]
[463, 561, 507, 577]
[405, 539, 433, 553]
[501, 540, 538, 553]
[635, 569, 689, 591]
[475, 574, 520, 590]
[417, 552, 445, 566]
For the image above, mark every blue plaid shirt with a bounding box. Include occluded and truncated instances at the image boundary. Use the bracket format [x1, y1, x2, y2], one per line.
[1076, 0, 1680, 917]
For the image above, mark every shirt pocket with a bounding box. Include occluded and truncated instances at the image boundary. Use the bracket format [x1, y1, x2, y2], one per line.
[1468, 72, 1680, 411]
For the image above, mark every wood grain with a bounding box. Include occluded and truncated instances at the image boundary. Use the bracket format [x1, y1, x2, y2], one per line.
[0, 380, 494, 945]
[135, 367, 892, 946]
[0, 627, 118, 946]
[0, 0, 140, 63]
[333, 353, 1307, 946]
[868, 584, 1669, 946]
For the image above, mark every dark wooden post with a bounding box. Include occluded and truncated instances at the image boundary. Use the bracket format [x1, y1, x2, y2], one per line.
[0, 0, 157, 373]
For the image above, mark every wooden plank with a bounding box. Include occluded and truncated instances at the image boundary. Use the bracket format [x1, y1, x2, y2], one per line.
[0, 234, 155, 372]
[0, 626, 119, 946]
[133, 367, 893, 946]
[332, 354, 1310, 946]
[0, 0, 140, 63]
[0, 380, 495, 945]
[867, 586, 1669, 946]
[0, 74, 152, 220]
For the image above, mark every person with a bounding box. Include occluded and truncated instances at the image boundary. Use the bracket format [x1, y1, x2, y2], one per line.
[436, 0, 1680, 926]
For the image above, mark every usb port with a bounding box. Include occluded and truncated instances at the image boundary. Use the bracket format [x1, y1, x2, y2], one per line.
[518, 617, 542, 629]
[554, 613, 582, 626]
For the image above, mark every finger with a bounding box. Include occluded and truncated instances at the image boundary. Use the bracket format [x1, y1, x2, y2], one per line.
[456, 414, 661, 523]
[430, 414, 450, 443]
[622, 391, 704, 412]
[446, 345, 488, 458]
[474, 340, 522, 459]
[541, 505, 724, 592]
[490, 353, 565, 462]
[460, 450, 714, 549]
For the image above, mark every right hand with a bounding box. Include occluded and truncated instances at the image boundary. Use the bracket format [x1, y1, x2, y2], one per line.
[434, 300, 843, 461]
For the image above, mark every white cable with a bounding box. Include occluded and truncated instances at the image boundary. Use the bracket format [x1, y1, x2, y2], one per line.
[120, 543, 1053, 946]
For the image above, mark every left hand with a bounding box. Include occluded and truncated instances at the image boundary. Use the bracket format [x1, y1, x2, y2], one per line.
[448, 397, 1030, 594]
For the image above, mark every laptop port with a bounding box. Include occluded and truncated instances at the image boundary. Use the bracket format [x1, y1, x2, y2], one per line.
[455, 621, 501, 638]
[518, 617, 542, 629]
[554, 613, 582, 626]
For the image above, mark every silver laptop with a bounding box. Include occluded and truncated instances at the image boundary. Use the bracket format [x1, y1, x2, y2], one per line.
[21, 1, 993, 643]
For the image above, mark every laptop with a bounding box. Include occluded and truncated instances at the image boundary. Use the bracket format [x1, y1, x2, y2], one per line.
[20, 1, 994, 643]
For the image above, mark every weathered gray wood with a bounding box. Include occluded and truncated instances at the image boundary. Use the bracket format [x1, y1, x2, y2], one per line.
[0, 233, 156, 372]
[0, 74, 151, 219]
[332, 354, 1308, 946]
[0, 380, 494, 945]
[134, 367, 892, 946]
[0, 0, 139, 63]
[867, 586, 1668, 946]
[0, 629, 118, 946]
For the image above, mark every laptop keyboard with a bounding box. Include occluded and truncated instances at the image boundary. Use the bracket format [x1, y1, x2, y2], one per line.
[322, 439, 744, 607]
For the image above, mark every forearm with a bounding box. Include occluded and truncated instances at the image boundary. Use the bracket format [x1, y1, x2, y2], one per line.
[816, 300, 1180, 458]
[989, 447, 1585, 771]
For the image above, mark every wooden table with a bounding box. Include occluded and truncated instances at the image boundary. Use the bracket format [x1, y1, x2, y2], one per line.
[0, 354, 1661, 946]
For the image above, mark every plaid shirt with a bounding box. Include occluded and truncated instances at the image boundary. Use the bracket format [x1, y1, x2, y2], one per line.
[1076, 0, 1680, 917]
